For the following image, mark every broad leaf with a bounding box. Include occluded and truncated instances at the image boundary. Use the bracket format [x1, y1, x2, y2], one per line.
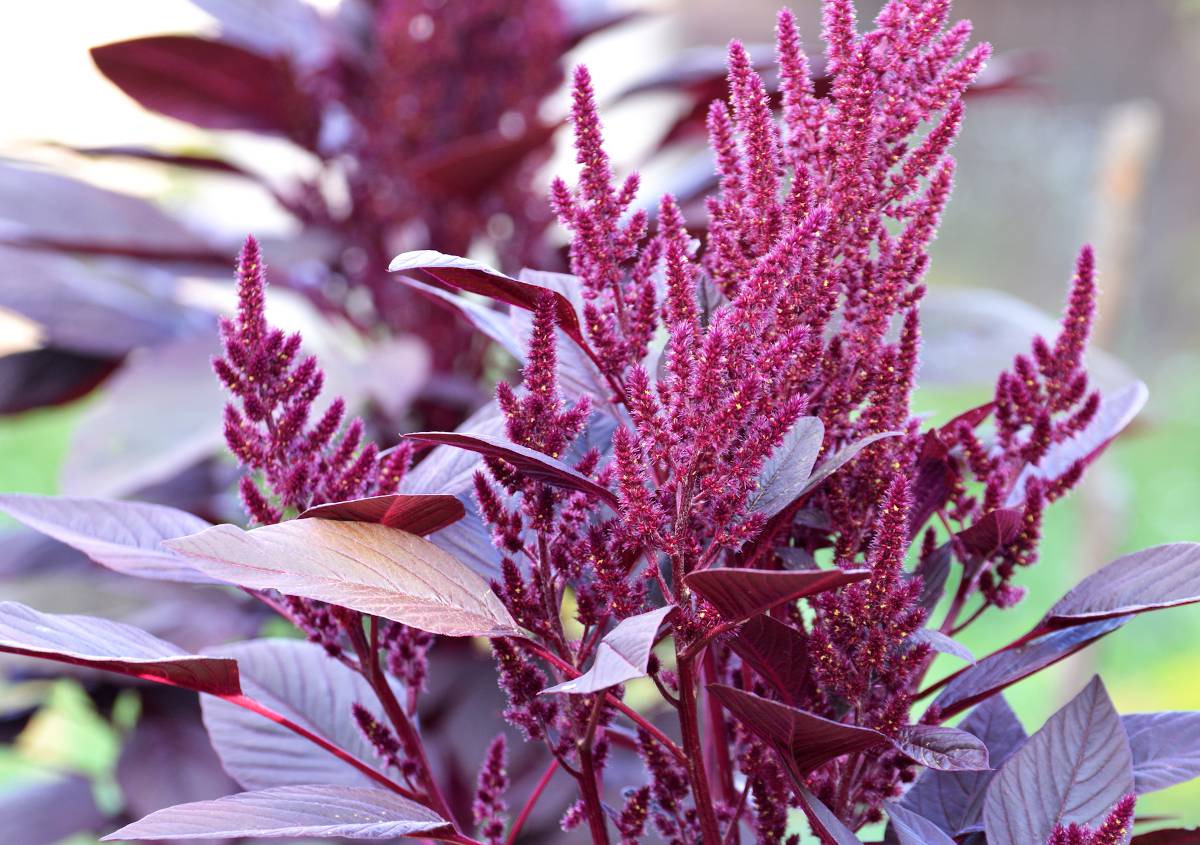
[749, 416, 824, 517]
[909, 628, 975, 664]
[201, 639, 391, 790]
[793, 781, 864, 844]
[931, 616, 1129, 718]
[165, 519, 519, 637]
[1133, 831, 1200, 844]
[902, 696, 1028, 836]
[915, 543, 953, 613]
[102, 784, 449, 840]
[395, 276, 526, 361]
[956, 509, 1024, 560]
[727, 615, 809, 705]
[984, 677, 1134, 845]
[408, 121, 561, 196]
[799, 431, 901, 497]
[893, 725, 990, 772]
[0, 348, 116, 414]
[0, 601, 240, 695]
[0, 774, 105, 845]
[887, 804, 957, 845]
[404, 430, 618, 508]
[709, 685, 886, 773]
[187, 0, 331, 69]
[909, 432, 955, 540]
[684, 567, 869, 625]
[1039, 543, 1200, 631]
[0, 493, 217, 584]
[298, 493, 465, 537]
[91, 36, 318, 142]
[389, 251, 586, 347]
[1123, 712, 1200, 795]
[543, 606, 674, 694]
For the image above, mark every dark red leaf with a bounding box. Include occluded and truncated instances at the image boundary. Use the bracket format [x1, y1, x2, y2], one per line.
[1123, 712, 1200, 795]
[58, 143, 255, 177]
[984, 677, 1133, 845]
[908, 431, 955, 539]
[0, 349, 117, 414]
[101, 784, 449, 841]
[388, 251, 586, 348]
[0, 600, 241, 696]
[1038, 543, 1200, 632]
[684, 567, 869, 625]
[90, 36, 317, 144]
[404, 430, 618, 508]
[915, 543, 953, 613]
[543, 605, 675, 694]
[708, 685, 886, 774]
[0, 493, 218, 584]
[893, 725, 990, 772]
[1134, 830, 1200, 844]
[409, 121, 561, 196]
[930, 616, 1129, 719]
[956, 509, 1025, 560]
[726, 615, 809, 706]
[298, 493, 465, 537]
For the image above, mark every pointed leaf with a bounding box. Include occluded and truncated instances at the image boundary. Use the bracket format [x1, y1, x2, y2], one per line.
[684, 567, 869, 625]
[202, 639, 392, 790]
[749, 417, 824, 517]
[543, 606, 674, 694]
[916, 542, 954, 613]
[165, 519, 519, 637]
[902, 696, 1028, 836]
[101, 784, 449, 840]
[404, 430, 618, 508]
[909, 628, 975, 664]
[708, 685, 885, 773]
[0, 601, 240, 695]
[887, 804, 957, 845]
[793, 781, 864, 844]
[984, 677, 1134, 845]
[727, 615, 809, 705]
[395, 276, 526, 361]
[0, 774, 105, 845]
[90, 36, 317, 141]
[909, 431, 956, 540]
[1123, 712, 1200, 795]
[1040, 543, 1200, 631]
[931, 616, 1129, 719]
[408, 121, 561, 196]
[298, 493, 464, 537]
[894, 725, 990, 772]
[389, 251, 585, 347]
[799, 431, 901, 497]
[956, 509, 1025, 561]
[0, 493, 217, 584]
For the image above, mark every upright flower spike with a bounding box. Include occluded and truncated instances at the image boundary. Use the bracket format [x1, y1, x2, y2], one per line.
[473, 735, 509, 845]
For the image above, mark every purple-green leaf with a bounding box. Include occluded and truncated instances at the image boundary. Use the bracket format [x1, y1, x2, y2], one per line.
[165, 519, 519, 637]
[684, 567, 869, 625]
[0, 493, 217, 584]
[101, 784, 449, 840]
[543, 605, 675, 694]
[0, 601, 240, 696]
[984, 677, 1134, 845]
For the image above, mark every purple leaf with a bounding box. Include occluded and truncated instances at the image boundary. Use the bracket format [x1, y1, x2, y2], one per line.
[90, 36, 318, 143]
[984, 677, 1134, 845]
[887, 804, 957, 845]
[0, 773, 105, 845]
[708, 685, 886, 774]
[793, 781, 864, 844]
[0, 493, 218, 584]
[186, 0, 332, 69]
[1133, 831, 1200, 844]
[404, 430, 618, 508]
[101, 784, 449, 840]
[956, 509, 1025, 561]
[543, 606, 674, 694]
[388, 251, 586, 348]
[1007, 381, 1148, 506]
[395, 276, 526, 361]
[408, 121, 561, 196]
[902, 696, 1028, 836]
[909, 432, 956, 539]
[684, 567, 870, 625]
[726, 615, 809, 706]
[565, 5, 644, 47]
[165, 519, 520, 637]
[931, 616, 1129, 719]
[0, 600, 240, 696]
[893, 725, 990, 772]
[61, 144, 256, 177]
[749, 416, 825, 517]
[799, 431, 902, 498]
[915, 543, 953, 613]
[1122, 712, 1200, 794]
[0, 348, 117, 414]
[201, 639, 392, 790]
[298, 493, 465, 537]
[1039, 543, 1200, 631]
[909, 628, 975, 664]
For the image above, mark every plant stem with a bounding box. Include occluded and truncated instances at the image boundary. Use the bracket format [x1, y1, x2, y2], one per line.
[703, 649, 738, 840]
[504, 759, 560, 845]
[676, 651, 723, 845]
[576, 696, 611, 845]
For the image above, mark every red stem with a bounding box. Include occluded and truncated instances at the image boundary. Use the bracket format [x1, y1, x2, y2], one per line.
[676, 653, 723, 845]
[504, 759, 560, 845]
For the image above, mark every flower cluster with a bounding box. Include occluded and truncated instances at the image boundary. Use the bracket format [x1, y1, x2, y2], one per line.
[1047, 795, 1136, 845]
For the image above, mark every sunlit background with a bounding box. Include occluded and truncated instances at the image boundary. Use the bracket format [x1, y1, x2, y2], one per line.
[2, 0, 1199, 841]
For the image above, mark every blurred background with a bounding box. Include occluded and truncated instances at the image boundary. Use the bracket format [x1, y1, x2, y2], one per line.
[1, 0, 1198, 841]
